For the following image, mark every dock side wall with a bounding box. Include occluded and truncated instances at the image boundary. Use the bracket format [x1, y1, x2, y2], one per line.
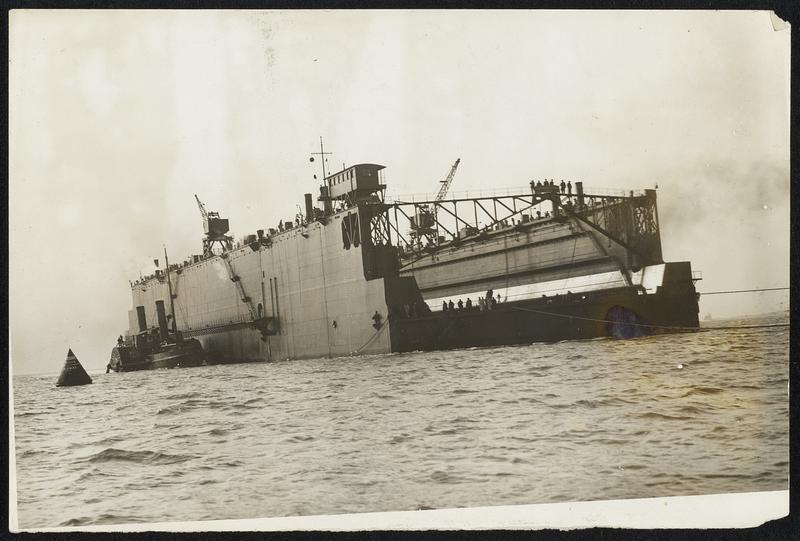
[129, 209, 392, 363]
[401, 218, 617, 301]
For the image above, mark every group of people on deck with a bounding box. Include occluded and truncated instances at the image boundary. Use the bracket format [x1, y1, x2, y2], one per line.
[441, 289, 505, 313]
[532, 179, 573, 195]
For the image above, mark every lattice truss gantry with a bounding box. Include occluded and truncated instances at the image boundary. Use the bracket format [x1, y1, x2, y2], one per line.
[363, 188, 662, 268]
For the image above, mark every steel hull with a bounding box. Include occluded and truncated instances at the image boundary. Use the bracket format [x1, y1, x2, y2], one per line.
[389, 286, 699, 352]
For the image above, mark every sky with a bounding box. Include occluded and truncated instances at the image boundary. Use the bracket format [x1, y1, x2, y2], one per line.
[9, 10, 790, 375]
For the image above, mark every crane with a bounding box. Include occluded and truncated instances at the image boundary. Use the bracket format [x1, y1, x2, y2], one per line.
[435, 158, 461, 202]
[409, 158, 461, 248]
[194, 194, 232, 256]
[194, 194, 208, 224]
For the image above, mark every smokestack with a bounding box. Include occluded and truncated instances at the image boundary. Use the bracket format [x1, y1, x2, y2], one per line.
[136, 306, 147, 332]
[320, 186, 332, 215]
[304, 193, 314, 223]
[576, 181, 584, 207]
[155, 300, 169, 340]
[551, 193, 560, 217]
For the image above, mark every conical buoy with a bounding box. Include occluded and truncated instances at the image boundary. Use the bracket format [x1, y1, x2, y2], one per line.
[56, 348, 93, 387]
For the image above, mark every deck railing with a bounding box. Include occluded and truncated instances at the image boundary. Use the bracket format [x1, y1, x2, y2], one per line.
[386, 185, 649, 204]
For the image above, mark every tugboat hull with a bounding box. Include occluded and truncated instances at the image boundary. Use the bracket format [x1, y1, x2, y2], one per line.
[109, 338, 206, 372]
[149, 339, 206, 369]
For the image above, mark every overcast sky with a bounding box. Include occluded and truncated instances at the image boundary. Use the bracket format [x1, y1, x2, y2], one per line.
[9, 10, 789, 375]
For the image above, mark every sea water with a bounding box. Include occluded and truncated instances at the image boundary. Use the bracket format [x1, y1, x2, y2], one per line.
[11, 313, 789, 528]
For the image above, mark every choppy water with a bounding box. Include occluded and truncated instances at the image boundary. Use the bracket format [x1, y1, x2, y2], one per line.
[12, 313, 789, 528]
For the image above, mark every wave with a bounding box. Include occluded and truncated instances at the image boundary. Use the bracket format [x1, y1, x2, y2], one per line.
[14, 411, 50, 418]
[59, 513, 146, 526]
[285, 435, 315, 443]
[620, 464, 648, 470]
[157, 398, 231, 414]
[678, 405, 707, 415]
[699, 473, 755, 480]
[547, 403, 573, 409]
[75, 468, 109, 483]
[524, 371, 548, 378]
[156, 404, 186, 415]
[636, 412, 693, 421]
[389, 434, 412, 444]
[450, 416, 480, 423]
[681, 386, 725, 397]
[92, 435, 126, 447]
[165, 392, 202, 400]
[590, 438, 629, 445]
[429, 470, 463, 484]
[84, 448, 195, 465]
[605, 396, 639, 405]
[17, 448, 44, 458]
[574, 399, 602, 408]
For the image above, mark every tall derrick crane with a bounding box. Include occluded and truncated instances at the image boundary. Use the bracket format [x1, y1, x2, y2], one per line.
[410, 158, 461, 247]
[195, 194, 233, 256]
[435, 158, 461, 203]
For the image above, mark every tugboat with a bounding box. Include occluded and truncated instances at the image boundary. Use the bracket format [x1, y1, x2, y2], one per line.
[108, 329, 206, 372]
[108, 248, 206, 372]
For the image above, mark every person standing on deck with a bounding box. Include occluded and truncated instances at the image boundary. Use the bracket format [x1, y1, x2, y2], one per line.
[457, 299, 464, 310]
[560, 180, 566, 193]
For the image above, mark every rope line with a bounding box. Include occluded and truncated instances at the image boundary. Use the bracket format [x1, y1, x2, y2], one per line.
[353, 319, 390, 354]
[510, 306, 697, 331]
[699, 287, 789, 295]
[509, 306, 788, 332]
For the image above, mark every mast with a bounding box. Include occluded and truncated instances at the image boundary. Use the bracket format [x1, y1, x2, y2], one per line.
[164, 246, 178, 335]
[320, 136, 328, 185]
[310, 136, 333, 191]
